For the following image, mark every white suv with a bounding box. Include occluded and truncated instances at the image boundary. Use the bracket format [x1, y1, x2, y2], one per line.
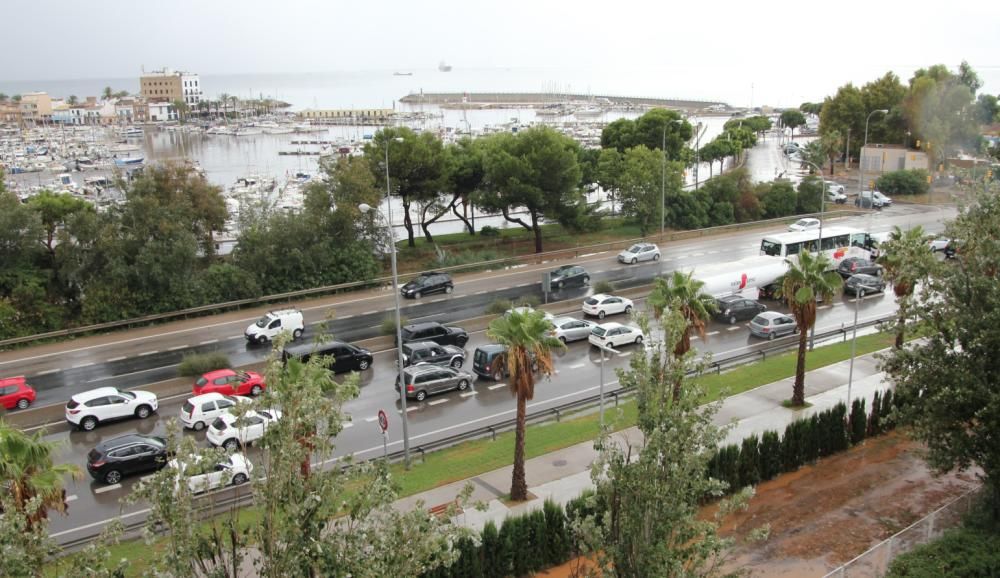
[180, 393, 252, 431]
[245, 309, 304, 344]
[207, 409, 283, 452]
[170, 453, 253, 493]
[65, 387, 158, 431]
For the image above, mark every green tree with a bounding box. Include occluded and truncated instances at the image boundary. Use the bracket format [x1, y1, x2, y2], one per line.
[0, 93, 7, 103]
[597, 147, 624, 216]
[478, 126, 582, 253]
[67, 95, 78, 105]
[757, 180, 797, 218]
[876, 169, 931, 195]
[486, 309, 563, 501]
[27, 190, 92, 257]
[903, 63, 981, 166]
[171, 99, 190, 123]
[883, 190, 1000, 519]
[800, 102, 823, 115]
[0, 421, 81, 528]
[617, 145, 679, 235]
[820, 83, 866, 158]
[102, 86, 113, 100]
[796, 176, 823, 214]
[780, 109, 807, 138]
[776, 251, 841, 406]
[817, 129, 844, 175]
[647, 270, 716, 399]
[600, 108, 692, 159]
[877, 225, 936, 348]
[444, 137, 485, 234]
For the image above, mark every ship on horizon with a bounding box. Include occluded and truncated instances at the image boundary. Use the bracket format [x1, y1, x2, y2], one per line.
[438, 61, 452, 72]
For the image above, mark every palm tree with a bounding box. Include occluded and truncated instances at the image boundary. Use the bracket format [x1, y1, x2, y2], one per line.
[102, 86, 113, 101]
[487, 310, 563, 501]
[647, 271, 717, 398]
[776, 251, 841, 407]
[0, 421, 81, 528]
[218, 93, 230, 119]
[878, 225, 935, 349]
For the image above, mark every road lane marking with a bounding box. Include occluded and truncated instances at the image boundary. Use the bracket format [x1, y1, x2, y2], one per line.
[460, 391, 478, 397]
[568, 363, 586, 369]
[706, 331, 720, 336]
[475, 290, 488, 295]
[818, 305, 832, 310]
[168, 345, 188, 351]
[431, 298, 446, 303]
[727, 326, 742, 331]
[227, 335, 242, 340]
[617, 352, 632, 358]
[340, 314, 354, 319]
[428, 399, 448, 406]
[362, 310, 378, 315]
[137, 350, 158, 357]
[106, 356, 126, 362]
[833, 302, 845, 307]
[364, 416, 378, 423]
[72, 362, 94, 369]
[488, 383, 506, 391]
[65, 494, 77, 503]
[199, 339, 218, 345]
[690, 335, 700, 340]
[400, 406, 418, 413]
[84, 364, 180, 384]
[341, 421, 354, 429]
[94, 483, 122, 494]
[36, 369, 58, 375]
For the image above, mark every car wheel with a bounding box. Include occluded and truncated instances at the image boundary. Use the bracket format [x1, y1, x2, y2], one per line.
[415, 390, 427, 402]
[729, 315, 737, 325]
[81, 416, 98, 431]
[450, 357, 464, 368]
[630, 257, 637, 265]
[598, 310, 606, 319]
[250, 384, 263, 396]
[456, 337, 468, 348]
[653, 253, 660, 261]
[634, 335, 643, 345]
[232, 473, 248, 486]
[104, 470, 123, 485]
[358, 359, 370, 370]
[193, 421, 205, 432]
[413, 291, 422, 299]
[558, 336, 567, 344]
[625, 305, 633, 315]
[16, 398, 29, 410]
[223, 439, 240, 452]
[135, 405, 152, 419]
[445, 285, 453, 294]
[493, 370, 505, 381]
[457, 379, 469, 391]
[257, 335, 268, 345]
[292, 328, 303, 340]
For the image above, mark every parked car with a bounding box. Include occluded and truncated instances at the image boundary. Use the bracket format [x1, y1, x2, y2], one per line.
[398, 321, 469, 348]
[400, 271, 453, 299]
[0, 376, 36, 411]
[66, 387, 158, 431]
[617, 243, 661, 264]
[823, 180, 846, 195]
[788, 218, 821, 232]
[245, 308, 304, 344]
[589, 322, 644, 348]
[395, 365, 474, 401]
[401, 341, 465, 368]
[713, 295, 767, 325]
[472, 344, 539, 380]
[855, 190, 892, 208]
[180, 393, 252, 431]
[86, 434, 168, 485]
[837, 257, 883, 279]
[282, 340, 373, 373]
[207, 409, 283, 452]
[171, 453, 253, 493]
[582, 294, 634, 319]
[193, 369, 266, 397]
[749, 312, 798, 340]
[927, 235, 951, 252]
[844, 273, 886, 295]
[548, 316, 596, 343]
[548, 265, 590, 290]
[503, 306, 555, 324]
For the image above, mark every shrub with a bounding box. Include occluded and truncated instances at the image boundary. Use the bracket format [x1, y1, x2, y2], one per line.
[850, 398, 868, 445]
[759, 430, 783, 481]
[876, 169, 930, 195]
[435, 249, 503, 270]
[885, 526, 1000, 577]
[480, 225, 501, 237]
[380, 314, 409, 336]
[177, 352, 231, 377]
[543, 499, 570, 566]
[868, 391, 883, 437]
[738, 434, 761, 487]
[480, 521, 505, 578]
[485, 295, 540, 316]
[593, 280, 615, 295]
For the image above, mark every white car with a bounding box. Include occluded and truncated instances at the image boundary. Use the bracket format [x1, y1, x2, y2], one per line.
[927, 235, 951, 252]
[617, 242, 660, 264]
[589, 322, 644, 348]
[788, 218, 821, 232]
[823, 180, 846, 195]
[244, 308, 304, 344]
[582, 294, 634, 319]
[171, 453, 253, 493]
[180, 393, 253, 431]
[65, 387, 158, 432]
[548, 316, 596, 343]
[207, 409, 283, 452]
[504, 306, 555, 324]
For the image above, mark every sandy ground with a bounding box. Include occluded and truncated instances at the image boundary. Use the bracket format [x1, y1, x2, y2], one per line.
[537, 431, 980, 578]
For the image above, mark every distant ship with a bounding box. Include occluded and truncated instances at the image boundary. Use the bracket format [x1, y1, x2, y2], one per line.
[438, 61, 452, 72]
[393, 71, 413, 76]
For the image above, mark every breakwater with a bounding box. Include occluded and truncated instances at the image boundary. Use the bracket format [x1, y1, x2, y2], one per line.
[399, 92, 728, 111]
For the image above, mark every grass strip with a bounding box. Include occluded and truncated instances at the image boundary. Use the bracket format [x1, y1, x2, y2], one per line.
[46, 330, 895, 575]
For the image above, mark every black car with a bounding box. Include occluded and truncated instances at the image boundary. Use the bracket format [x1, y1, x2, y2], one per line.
[713, 295, 767, 325]
[400, 271, 453, 299]
[401, 341, 465, 368]
[87, 434, 169, 485]
[399, 321, 469, 348]
[472, 344, 538, 380]
[944, 240, 963, 259]
[548, 265, 590, 290]
[844, 273, 886, 296]
[837, 257, 882, 279]
[283, 340, 373, 373]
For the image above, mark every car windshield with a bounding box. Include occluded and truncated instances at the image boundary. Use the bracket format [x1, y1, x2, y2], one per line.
[761, 240, 781, 256]
[254, 315, 270, 328]
[752, 316, 769, 325]
[182, 401, 194, 414]
[211, 417, 227, 430]
[195, 377, 208, 386]
[626, 244, 642, 253]
[592, 326, 608, 337]
[118, 390, 136, 400]
[584, 297, 599, 305]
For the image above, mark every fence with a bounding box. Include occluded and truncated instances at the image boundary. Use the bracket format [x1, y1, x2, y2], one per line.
[822, 487, 981, 578]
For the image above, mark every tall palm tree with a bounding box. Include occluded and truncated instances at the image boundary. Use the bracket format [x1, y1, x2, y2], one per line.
[487, 310, 563, 501]
[102, 86, 114, 101]
[878, 225, 935, 348]
[776, 251, 841, 406]
[0, 421, 81, 528]
[647, 271, 716, 398]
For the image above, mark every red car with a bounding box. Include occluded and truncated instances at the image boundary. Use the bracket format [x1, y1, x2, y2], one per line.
[0, 376, 37, 411]
[193, 369, 265, 397]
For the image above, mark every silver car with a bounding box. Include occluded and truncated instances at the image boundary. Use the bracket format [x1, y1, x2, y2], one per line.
[548, 316, 596, 343]
[749, 311, 798, 341]
[395, 365, 474, 402]
[617, 243, 661, 264]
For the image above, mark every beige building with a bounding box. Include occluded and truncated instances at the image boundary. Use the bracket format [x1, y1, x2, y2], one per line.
[20, 92, 53, 123]
[140, 69, 201, 105]
[860, 144, 929, 175]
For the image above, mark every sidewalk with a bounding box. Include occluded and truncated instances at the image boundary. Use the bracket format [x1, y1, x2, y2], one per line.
[393, 350, 890, 532]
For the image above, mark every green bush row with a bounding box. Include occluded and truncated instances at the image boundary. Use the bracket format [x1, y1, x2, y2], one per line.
[177, 352, 231, 377]
[876, 169, 931, 195]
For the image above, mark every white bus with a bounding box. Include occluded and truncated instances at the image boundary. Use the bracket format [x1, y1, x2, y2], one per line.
[759, 226, 873, 269]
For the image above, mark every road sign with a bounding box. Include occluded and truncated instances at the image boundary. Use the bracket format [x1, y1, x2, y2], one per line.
[377, 409, 389, 433]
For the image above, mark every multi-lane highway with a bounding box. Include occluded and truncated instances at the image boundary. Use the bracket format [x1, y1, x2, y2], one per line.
[0, 201, 954, 546]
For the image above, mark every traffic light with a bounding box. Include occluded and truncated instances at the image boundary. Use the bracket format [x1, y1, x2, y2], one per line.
[869, 180, 875, 190]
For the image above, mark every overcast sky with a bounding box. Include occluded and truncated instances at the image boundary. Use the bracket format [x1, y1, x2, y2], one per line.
[3, 0, 999, 106]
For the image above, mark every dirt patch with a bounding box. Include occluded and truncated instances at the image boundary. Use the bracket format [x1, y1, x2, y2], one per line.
[538, 431, 980, 578]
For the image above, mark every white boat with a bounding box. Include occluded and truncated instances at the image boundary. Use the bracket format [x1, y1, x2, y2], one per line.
[110, 143, 141, 154]
[574, 106, 603, 117]
[234, 126, 262, 136]
[438, 61, 452, 72]
[114, 156, 144, 167]
[118, 126, 144, 138]
[48, 163, 69, 172]
[264, 126, 294, 135]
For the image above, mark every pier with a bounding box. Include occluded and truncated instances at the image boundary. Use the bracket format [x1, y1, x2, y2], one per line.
[398, 92, 729, 113]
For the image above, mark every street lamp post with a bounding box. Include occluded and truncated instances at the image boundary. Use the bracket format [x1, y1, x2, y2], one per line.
[694, 122, 705, 190]
[359, 136, 411, 468]
[596, 342, 619, 428]
[846, 287, 865, 412]
[858, 109, 889, 200]
[798, 157, 825, 352]
[661, 119, 684, 240]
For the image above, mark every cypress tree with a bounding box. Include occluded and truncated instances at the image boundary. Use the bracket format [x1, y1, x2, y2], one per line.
[482, 520, 505, 578]
[868, 391, 882, 436]
[759, 430, 783, 481]
[782, 420, 800, 471]
[738, 434, 761, 487]
[881, 389, 895, 429]
[543, 499, 569, 566]
[850, 398, 867, 445]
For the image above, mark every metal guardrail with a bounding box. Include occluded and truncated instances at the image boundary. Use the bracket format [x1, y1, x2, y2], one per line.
[0, 210, 860, 350]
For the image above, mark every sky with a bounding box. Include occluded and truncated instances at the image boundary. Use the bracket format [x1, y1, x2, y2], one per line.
[2, 0, 999, 107]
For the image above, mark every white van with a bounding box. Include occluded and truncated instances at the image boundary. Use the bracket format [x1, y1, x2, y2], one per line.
[244, 308, 304, 344]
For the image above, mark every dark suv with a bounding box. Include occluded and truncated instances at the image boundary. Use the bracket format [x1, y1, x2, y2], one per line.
[282, 340, 373, 373]
[837, 257, 882, 279]
[548, 265, 590, 290]
[399, 321, 469, 347]
[86, 434, 169, 485]
[713, 295, 766, 325]
[472, 344, 538, 381]
[401, 341, 465, 368]
[400, 271, 453, 299]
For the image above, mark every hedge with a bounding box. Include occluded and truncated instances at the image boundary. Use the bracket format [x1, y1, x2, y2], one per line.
[875, 169, 931, 195]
